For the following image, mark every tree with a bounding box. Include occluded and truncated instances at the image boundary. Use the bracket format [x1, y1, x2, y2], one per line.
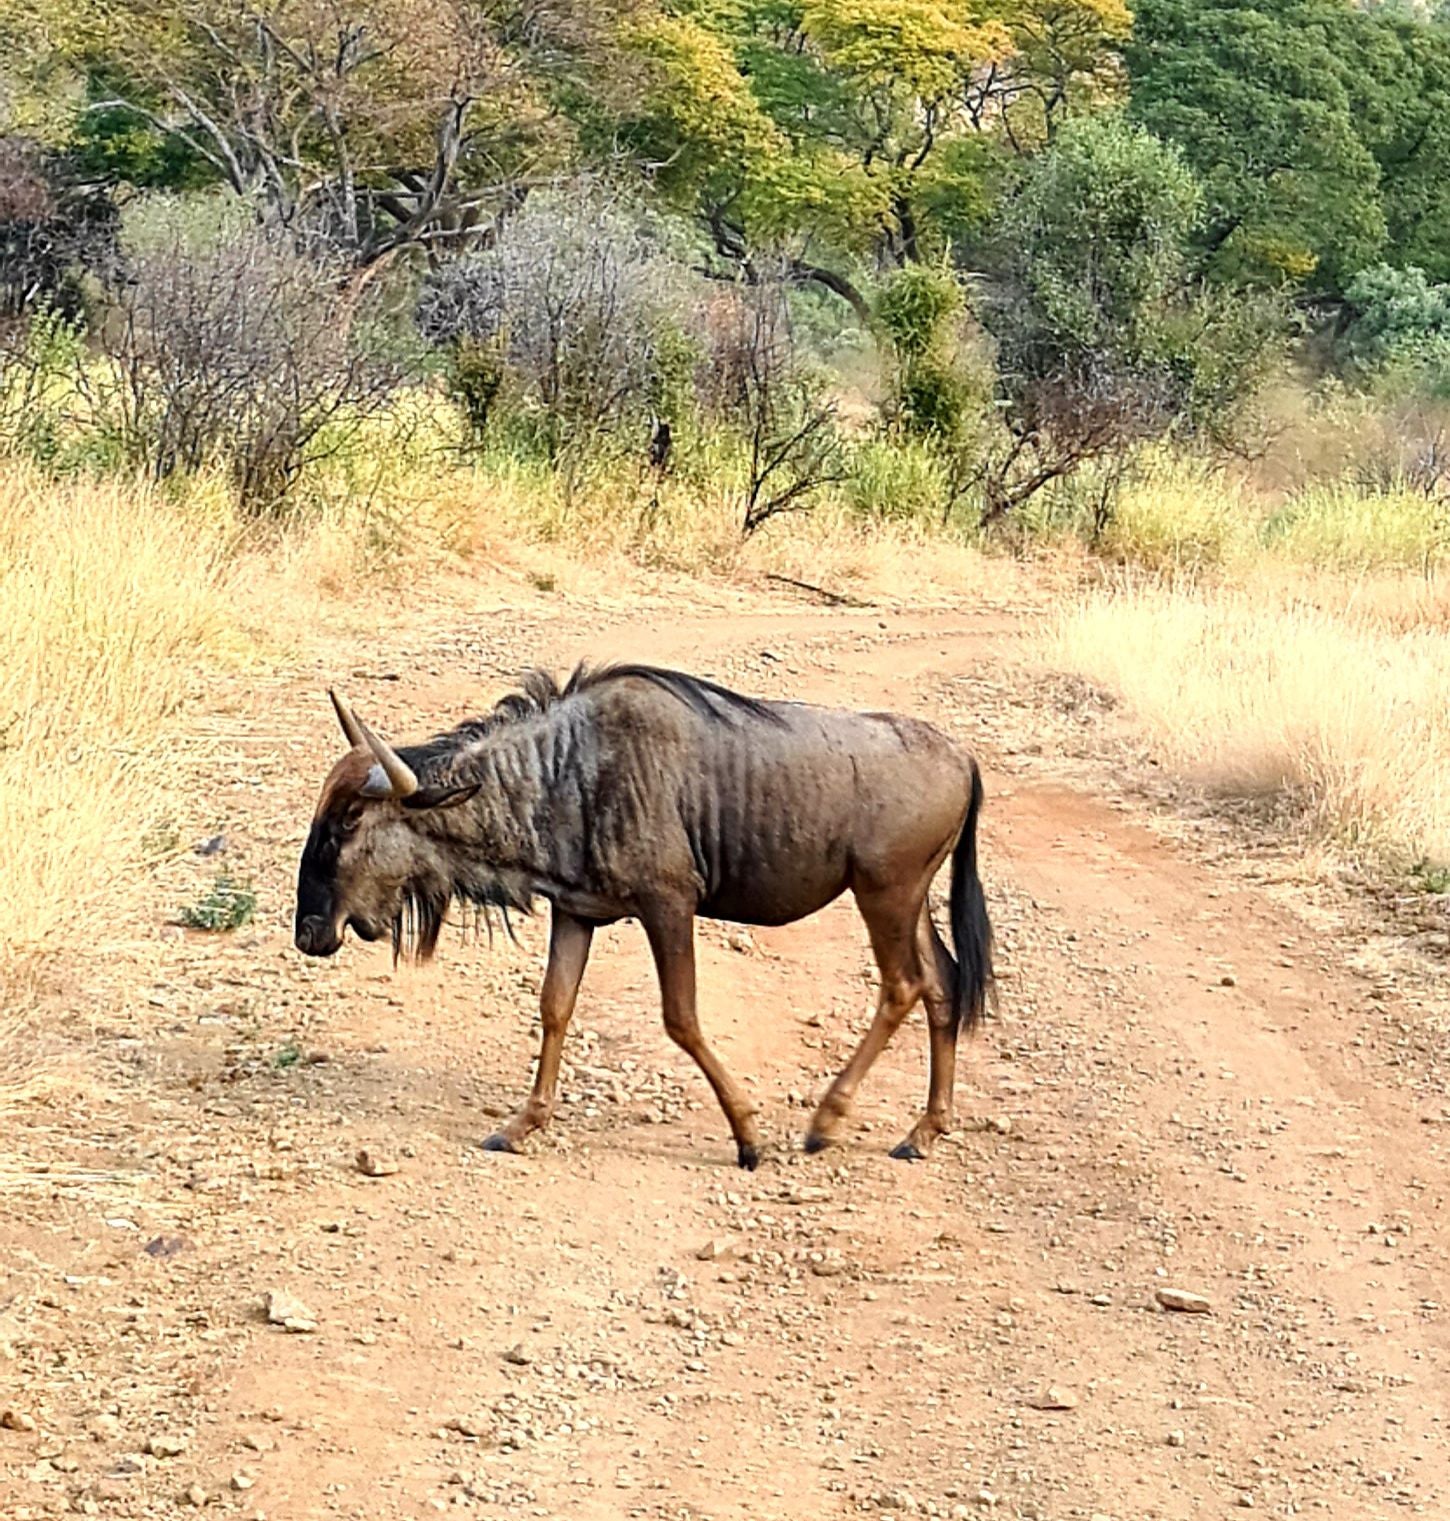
[1126, 0, 1450, 294]
[416, 184, 692, 455]
[1343, 7, 1450, 285]
[0, 136, 117, 317]
[975, 113, 1282, 519]
[612, 0, 1129, 317]
[12, 0, 586, 268]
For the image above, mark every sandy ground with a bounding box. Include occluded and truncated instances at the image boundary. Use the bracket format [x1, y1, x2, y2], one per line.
[3, 571, 1448, 1521]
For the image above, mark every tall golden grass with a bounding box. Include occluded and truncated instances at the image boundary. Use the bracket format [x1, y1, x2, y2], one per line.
[0, 466, 245, 967]
[1049, 470, 1450, 875]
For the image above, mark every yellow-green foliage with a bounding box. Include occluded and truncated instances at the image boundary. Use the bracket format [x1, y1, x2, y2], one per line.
[625, 14, 785, 165]
[1090, 460, 1447, 575]
[1095, 462, 1258, 569]
[1262, 483, 1447, 571]
[803, 0, 1011, 97]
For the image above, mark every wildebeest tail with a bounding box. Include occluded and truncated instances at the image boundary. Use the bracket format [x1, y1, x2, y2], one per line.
[948, 759, 994, 1034]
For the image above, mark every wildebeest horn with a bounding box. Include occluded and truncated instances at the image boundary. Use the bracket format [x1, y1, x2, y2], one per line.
[329, 689, 367, 750]
[358, 718, 419, 799]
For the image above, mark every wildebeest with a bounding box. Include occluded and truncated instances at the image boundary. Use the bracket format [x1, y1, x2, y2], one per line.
[294, 665, 993, 1168]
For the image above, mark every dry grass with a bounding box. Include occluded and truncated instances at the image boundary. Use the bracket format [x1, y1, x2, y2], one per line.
[1047, 463, 1450, 877]
[453, 463, 1001, 601]
[0, 465, 250, 974]
[1049, 573, 1450, 873]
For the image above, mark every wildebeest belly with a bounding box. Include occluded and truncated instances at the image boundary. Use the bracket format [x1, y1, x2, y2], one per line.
[696, 848, 853, 925]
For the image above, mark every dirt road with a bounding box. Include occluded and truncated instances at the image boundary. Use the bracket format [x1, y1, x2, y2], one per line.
[4, 575, 1448, 1520]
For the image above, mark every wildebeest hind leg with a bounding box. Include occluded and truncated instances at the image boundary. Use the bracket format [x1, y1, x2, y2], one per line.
[643, 904, 761, 1170]
[892, 910, 959, 1161]
[805, 887, 924, 1154]
[483, 909, 593, 1154]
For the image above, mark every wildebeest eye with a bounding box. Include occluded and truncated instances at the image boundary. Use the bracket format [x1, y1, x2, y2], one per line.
[340, 806, 364, 835]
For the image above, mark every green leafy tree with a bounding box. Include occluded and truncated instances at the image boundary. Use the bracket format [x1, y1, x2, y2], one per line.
[1126, 0, 1384, 288]
[4, 0, 585, 266]
[1344, 7, 1450, 284]
[1127, 0, 1450, 293]
[615, 0, 1130, 316]
[977, 113, 1283, 517]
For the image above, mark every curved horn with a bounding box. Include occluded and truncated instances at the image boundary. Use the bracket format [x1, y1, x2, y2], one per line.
[359, 719, 419, 799]
[328, 689, 367, 750]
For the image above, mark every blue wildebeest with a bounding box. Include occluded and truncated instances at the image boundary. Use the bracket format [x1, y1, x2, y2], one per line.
[294, 666, 993, 1168]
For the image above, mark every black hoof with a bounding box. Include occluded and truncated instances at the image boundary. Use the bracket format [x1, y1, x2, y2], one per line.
[889, 1141, 925, 1162]
[481, 1132, 519, 1154]
[803, 1133, 832, 1155]
[737, 1142, 760, 1172]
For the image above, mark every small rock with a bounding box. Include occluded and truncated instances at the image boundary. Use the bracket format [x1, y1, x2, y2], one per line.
[444, 1415, 492, 1439]
[1155, 1287, 1212, 1314]
[354, 1148, 399, 1178]
[726, 930, 755, 954]
[1167, 1429, 1185, 1447]
[1089, 1293, 1112, 1307]
[1027, 1386, 1078, 1411]
[231, 1473, 254, 1492]
[264, 1290, 317, 1332]
[1, 1408, 37, 1432]
[1220, 974, 1237, 987]
[696, 1236, 738, 1262]
[809, 1255, 845, 1278]
[182, 1484, 208, 1507]
[146, 1434, 187, 1459]
[502, 1343, 532, 1366]
[869, 1488, 917, 1512]
[1236, 1494, 1255, 1509]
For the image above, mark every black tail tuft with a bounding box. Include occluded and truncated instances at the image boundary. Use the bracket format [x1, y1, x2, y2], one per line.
[948, 760, 994, 1033]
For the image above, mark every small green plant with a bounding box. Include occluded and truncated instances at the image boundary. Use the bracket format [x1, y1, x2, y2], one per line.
[178, 873, 256, 931]
[448, 336, 508, 439]
[1411, 860, 1450, 895]
[273, 1043, 303, 1069]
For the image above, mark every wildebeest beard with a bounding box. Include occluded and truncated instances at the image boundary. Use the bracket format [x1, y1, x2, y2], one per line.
[391, 872, 532, 963]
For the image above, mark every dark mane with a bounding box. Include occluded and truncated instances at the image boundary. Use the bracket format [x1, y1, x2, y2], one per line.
[563, 663, 784, 726]
[404, 663, 781, 765]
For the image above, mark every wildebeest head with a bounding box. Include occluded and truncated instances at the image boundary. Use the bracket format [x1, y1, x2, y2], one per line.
[294, 691, 479, 959]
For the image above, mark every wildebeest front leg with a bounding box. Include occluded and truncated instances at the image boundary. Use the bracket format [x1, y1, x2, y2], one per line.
[806, 887, 924, 1154]
[643, 906, 761, 1170]
[483, 909, 593, 1154]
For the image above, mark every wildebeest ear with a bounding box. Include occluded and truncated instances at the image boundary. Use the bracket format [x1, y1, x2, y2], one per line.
[401, 783, 481, 813]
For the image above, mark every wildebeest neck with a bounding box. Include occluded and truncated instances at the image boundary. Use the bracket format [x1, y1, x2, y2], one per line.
[394, 700, 598, 944]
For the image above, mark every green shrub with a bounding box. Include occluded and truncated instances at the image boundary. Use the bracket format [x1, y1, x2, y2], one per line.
[844, 438, 951, 523]
[178, 873, 256, 932]
[877, 266, 963, 362]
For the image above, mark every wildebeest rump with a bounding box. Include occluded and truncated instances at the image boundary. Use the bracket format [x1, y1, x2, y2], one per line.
[294, 665, 993, 1167]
